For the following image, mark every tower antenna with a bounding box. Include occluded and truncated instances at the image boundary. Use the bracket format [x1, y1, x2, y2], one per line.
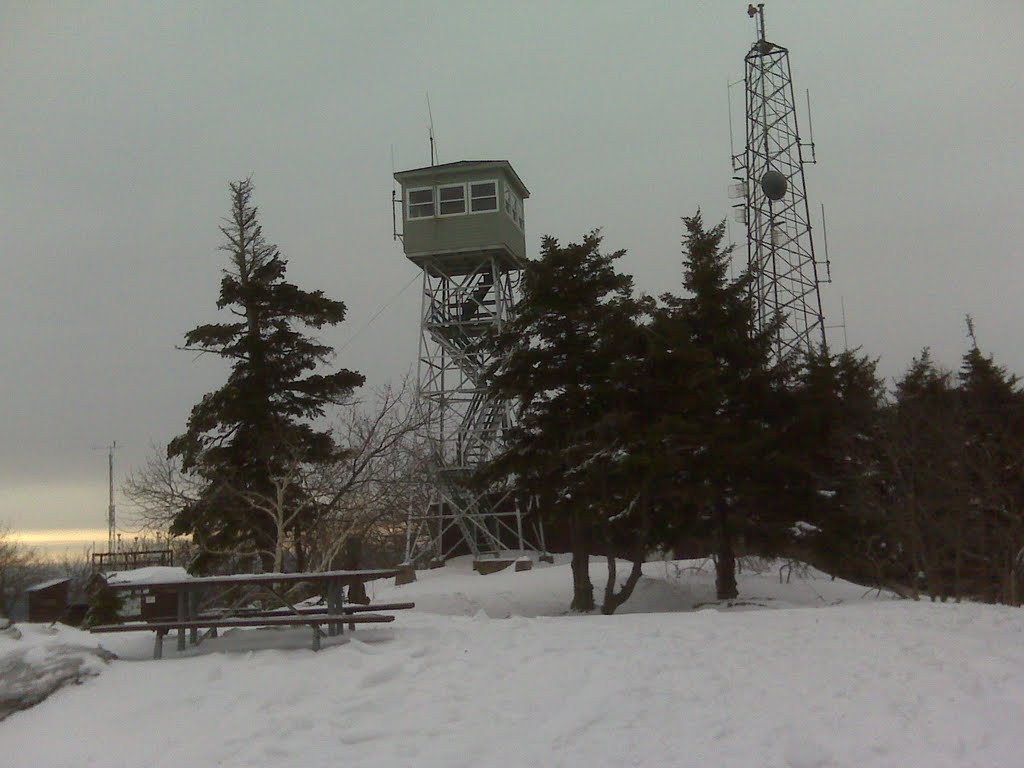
[391, 144, 403, 242]
[426, 93, 437, 166]
[735, 3, 829, 359]
[748, 3, 766, 41]
[92, 441, 119, 553]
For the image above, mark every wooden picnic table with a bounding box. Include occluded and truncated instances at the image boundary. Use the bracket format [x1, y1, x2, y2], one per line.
[95, 568, 403, 657]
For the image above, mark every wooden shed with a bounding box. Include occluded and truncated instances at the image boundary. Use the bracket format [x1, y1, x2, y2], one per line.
[26, 578, 70, 623]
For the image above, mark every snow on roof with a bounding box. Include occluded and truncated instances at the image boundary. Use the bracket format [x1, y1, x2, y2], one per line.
[103, 566, 189, 586]
[25, 578, 70, 592]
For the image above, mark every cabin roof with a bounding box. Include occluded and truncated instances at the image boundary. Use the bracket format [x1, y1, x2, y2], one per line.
[26, 577, 71, 592]
[394, 160, 530, 198]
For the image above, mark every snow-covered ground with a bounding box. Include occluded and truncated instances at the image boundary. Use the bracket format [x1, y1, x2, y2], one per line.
[3, 556, 1023, 767]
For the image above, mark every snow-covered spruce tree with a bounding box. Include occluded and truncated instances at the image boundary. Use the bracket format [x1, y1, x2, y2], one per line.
[480, 232, 639, 612]
[957, 320, 1024, 604]
[790, 348, 890, 587]
[167, 178, 364, 573]
[883, 349, 965, 600]
[661, 212, 795, 600]
[586, 296, 711, 614]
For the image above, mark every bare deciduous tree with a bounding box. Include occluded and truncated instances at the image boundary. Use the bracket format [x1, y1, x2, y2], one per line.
[0, 524, 41, 618]
[124, 377, 427, 574]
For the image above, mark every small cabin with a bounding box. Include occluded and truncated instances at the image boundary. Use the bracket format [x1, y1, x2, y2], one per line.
[394, 160, 529, 275]
[26, 577, 70, 623]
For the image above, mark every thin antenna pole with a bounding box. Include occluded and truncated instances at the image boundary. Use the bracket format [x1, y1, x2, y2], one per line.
[391, 145, 401, 242]
[93, 441, 119, 553]
[426, 93, 437, 166]
[841, 296, 849, 351]
[805, 89, 817, 163]
[104, 441, 117, 554]
[109, 442, 115, 553]
[727, 79, 736, 161]
[820, 203, 832, 282]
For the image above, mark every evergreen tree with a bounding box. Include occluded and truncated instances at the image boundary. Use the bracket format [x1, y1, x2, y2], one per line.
[661, 212, 794, 600]
[168, 178, 364, 572]
[885, 349, 965, 599]
[592, 297, 709, 613]
[957, 320, 1024, 603]
[792, 348, 889, 585]
[481, 232, 638, 611]
[83, 576, 123, 628]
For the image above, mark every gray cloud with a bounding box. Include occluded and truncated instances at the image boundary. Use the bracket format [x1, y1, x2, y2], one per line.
[2, 1, 1022, 531]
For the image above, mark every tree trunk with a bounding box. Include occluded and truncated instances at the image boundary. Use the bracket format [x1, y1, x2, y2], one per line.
[602, 485, 650, 615]
[602, 555, 644, 615]
[295, 524, 306, 572]
[569, 509, 595, 612]
[715, 499, 738, 600]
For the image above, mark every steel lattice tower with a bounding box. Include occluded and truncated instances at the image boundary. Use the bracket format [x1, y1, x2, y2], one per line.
[394, 161, 545, 566]
[732, 4, 827, 359]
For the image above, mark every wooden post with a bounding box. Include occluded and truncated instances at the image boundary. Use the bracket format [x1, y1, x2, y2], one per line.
[176, 589, 186, 652]
[188, 590, 199, 644]
[326, 581, 337, 637]
[153, 629, 165, 660]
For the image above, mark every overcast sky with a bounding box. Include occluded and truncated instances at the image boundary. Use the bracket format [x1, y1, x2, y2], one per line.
[3, 1, 1022, 537]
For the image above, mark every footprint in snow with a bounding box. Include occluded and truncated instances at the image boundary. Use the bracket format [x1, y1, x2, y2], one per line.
[783, 738, 834, 768]
[358, 661, 404, 689]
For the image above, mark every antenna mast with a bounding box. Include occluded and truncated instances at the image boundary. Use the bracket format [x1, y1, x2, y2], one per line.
[94, 441, 119, 553]
[733, 3, 828, 359]
[426, 93, 437, 166]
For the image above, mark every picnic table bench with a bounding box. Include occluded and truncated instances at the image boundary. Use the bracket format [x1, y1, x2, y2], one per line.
[91, 612, 399, 658]
[197, 601, 416, 622]
[90, 568, 411, 659]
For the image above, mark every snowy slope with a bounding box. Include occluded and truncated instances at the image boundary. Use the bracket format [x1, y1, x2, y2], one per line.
[3, 557, 1023, 768]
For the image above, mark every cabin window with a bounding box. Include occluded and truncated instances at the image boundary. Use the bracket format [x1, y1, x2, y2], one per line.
[438, 184, 466, 216]
[504, 185, 524, 229]
[470, 180, 498, 213]
[408, 187, 434, 219]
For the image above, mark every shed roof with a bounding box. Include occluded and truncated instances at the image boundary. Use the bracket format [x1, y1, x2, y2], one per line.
[394, 160, 530, 198]
[26, 577, 70, 592]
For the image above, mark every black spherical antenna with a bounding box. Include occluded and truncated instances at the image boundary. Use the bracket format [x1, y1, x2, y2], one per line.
[760, 170, 787, 201]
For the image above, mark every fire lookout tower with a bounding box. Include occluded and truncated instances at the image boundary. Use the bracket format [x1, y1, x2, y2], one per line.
[394, 160, 545, 566]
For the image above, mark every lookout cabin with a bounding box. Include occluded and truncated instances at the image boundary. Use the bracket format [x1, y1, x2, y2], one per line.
[394, 160, 530, 275]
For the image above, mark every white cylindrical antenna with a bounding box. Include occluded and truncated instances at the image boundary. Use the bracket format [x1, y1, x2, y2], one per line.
[805, 89, 817, 163]
[820, 203, 832, 282]
[727, 80, 735, 160]
[841, 296, 849, 351]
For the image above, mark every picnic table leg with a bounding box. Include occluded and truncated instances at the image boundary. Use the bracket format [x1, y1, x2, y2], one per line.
[348, 583, 357, 631]
[153, 629, 166, 660]
[327, 581, 338, 637]
[311, 624, 321, 652]
[342, 581, 350, 638]
[176, 589, 187, 652]
[188, 590, 199, 645]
